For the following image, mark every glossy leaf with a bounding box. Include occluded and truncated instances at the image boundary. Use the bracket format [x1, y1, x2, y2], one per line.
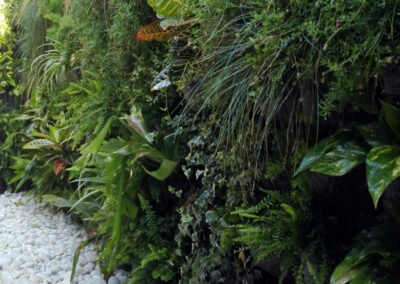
[381, 100, 400, 140]
[309, 139, 368, 176]
[147, 0, 182, 17]
[355, 122, 395, 147]
[295, 130, 368, 176]
[366, 145, 400, 208]
[330, 224, 400, 284]
[136, 21, 177, 41]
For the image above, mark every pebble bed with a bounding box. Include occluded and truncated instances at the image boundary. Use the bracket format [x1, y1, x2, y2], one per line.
[0, 192, 128, 284]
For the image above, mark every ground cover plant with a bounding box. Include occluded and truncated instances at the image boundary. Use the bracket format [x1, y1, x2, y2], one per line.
[0, 0, 400, 283]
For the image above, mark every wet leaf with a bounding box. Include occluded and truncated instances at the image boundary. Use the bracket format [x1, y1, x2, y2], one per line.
[295, 130, 368, 176]
[366, 145, 400, 208]
[355, 122, 395, 147]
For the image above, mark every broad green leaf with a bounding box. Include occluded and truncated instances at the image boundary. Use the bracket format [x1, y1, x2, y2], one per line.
[81, 116, 114, 156]
[355, 122, 395, 147]
[330, 223, 400, 284]
[281, 203, 296, 219]
[163, 127, 182, 161]
[147, 0, 182, 17]
[331, 264, 370, 284]
[8, 171, 25, 184]
[23, 139, 54, 149]
[366, 145, 400, 208]
[295, 130, 351, 175]
[101, 138, 130, 153]
[309, 139, 368, 176]
[295, 130, 368, 176]
[381, 100, 400, 140]
[125, 107, 151, 142]
[49, 125, 61, 144]
[42, 194, 73, 208]
[143, 159, 177, 181]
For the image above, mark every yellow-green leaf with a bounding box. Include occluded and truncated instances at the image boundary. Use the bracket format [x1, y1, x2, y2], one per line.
[366, 145, 400, 208]
[147, 0, 182, 17]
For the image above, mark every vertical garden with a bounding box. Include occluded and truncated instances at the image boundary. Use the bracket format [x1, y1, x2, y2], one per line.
[1, 0, 400, 283]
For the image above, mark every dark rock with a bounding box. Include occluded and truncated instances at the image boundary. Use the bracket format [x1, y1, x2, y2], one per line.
[382, 63, 400, 96]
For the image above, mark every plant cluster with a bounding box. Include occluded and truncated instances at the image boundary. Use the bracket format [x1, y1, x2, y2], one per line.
[1, 0, 400, 283]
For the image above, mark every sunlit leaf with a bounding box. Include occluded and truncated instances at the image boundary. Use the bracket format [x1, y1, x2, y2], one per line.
[295, 130, 368, 176]
[151, 79, 171, 91]
[49, 125, 61, 144]
[366, 145, 400, 208]
[308, 139, 368, 176]
[147, 0, 182, 17]
[81, 116, 114, 156]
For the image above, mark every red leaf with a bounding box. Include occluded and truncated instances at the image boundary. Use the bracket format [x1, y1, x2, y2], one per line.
[136, 20, 177, 42]
[89, 227, 97, 239]
[54, 159, 67, 175]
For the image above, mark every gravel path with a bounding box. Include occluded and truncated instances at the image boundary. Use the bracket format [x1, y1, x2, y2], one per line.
[0, 192, 128, 284]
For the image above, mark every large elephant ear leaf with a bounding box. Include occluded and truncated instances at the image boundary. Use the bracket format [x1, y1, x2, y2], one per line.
[136, 21, 177, 41]
[295, 129, 368, 176]
[366, 145, 400, 208]
[381, 100, 400, 140]
[147, 0, 182, 17]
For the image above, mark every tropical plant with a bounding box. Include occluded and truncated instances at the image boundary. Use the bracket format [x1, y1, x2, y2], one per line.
[9, 123, 76, 193]
[330, 223, 400, 284]
[223, 186, 331, 284]
[65, 107, 181, 278]
[296, 101, 400, 208]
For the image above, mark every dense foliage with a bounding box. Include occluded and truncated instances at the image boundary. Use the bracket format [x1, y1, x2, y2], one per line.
[1, 0, 400, 283]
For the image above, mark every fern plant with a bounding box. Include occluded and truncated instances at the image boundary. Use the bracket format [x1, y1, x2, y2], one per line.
[224, 188, 330, 284]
